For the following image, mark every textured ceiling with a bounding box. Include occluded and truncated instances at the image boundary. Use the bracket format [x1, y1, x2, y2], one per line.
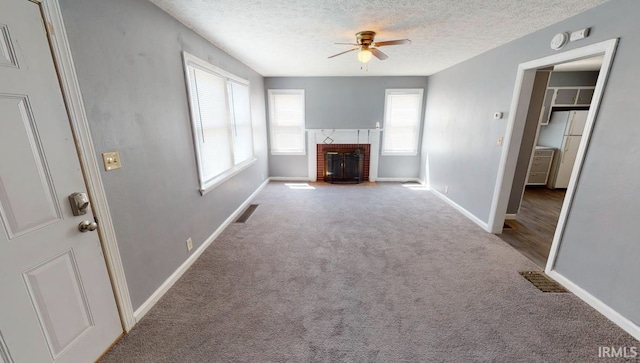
[149, 0, 609, 77]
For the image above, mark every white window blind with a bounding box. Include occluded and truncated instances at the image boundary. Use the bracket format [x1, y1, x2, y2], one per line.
[183, 52, 256, 194]
[190, 68, 233, 181]
[382, 89, 424, 155]
[229, 81, 254, 165]
[268, 89, 306, 154]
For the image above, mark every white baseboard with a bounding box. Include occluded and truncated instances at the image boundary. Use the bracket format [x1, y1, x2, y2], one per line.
[269, 176, 310, 181]
[505, 214, 517, 220]
[133, 179, 270, 322]
[417, 180, 433, 190]
[375, 177, 421, 183]
[547, 270, 640, 342]
[430, 189, 490, 232]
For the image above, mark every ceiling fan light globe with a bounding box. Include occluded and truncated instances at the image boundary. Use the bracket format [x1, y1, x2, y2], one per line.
[357, 49, 373, 63]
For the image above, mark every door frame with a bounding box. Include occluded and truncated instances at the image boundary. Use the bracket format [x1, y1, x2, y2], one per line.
[487, 39, 618, 271]
[36, 0, 135, 331]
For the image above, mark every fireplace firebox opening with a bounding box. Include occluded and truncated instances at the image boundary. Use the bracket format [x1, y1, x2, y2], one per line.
[324, 148, 365, 184]
[316, 144, 370, 183]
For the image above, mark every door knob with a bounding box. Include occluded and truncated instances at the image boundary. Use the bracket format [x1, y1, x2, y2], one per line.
[78, 220, 98, 232]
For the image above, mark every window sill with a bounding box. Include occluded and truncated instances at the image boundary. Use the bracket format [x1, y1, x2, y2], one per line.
[381, 151, 419, 156]
[199, 158, 257, 196]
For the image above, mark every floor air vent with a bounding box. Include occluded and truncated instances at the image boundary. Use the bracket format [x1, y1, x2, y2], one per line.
[519, 271, 568, 293]
[235, 204, 259, 223]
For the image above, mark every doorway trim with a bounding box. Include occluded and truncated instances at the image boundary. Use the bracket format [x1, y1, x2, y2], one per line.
[490, 38, 640, 342]
[37, 0, 136, 331]
[487, 39, 618, 266]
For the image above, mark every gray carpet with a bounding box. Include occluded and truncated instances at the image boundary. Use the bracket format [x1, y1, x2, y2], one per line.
[102, 182, 637, 362]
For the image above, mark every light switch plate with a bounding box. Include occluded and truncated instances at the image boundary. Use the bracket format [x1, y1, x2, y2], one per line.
[102, 151, 122, 171]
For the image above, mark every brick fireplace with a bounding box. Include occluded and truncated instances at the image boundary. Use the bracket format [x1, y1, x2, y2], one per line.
[306, 129, 381, 182]
[316, 144, 370, 182]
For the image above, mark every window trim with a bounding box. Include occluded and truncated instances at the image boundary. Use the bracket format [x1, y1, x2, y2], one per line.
[381, 88, 424, 156]
[268, 89, 306, 156]
[182, 52, 256, 195]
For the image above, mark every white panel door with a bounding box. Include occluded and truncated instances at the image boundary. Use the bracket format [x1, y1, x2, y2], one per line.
[0, 1, 122, 362]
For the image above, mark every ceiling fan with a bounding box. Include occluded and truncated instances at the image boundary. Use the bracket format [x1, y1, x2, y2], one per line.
[328, 31, 411, 64]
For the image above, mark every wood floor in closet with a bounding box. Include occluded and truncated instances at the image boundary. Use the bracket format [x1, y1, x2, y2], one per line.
[499, 187, 566, 268]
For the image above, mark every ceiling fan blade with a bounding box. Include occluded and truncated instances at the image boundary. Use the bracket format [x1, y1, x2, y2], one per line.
[370, 48, 388, 60]
[335, 42, 358, 45]
[328, 47, 359, 59]
[374, 39, 411, 47]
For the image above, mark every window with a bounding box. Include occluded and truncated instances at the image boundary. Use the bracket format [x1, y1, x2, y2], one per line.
[268, 89, 306, 155]
[381, 89, 424, 155]
[183, 52, 255, 194]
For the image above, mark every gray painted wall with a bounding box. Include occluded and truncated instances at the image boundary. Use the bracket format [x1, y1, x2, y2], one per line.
[264, 77, 428, 179]
[59, 0, 268, 310]
[421, 0, 640, 326]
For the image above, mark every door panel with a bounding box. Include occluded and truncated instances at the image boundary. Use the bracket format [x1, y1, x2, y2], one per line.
[577, 88, 594, 105]
[554, 88, 578, 105]
[0, 95, 61, 238]
[23, 250, 93, 358]
[0, 330, 13, 363]
[0, 24, 19, 68]
[0, 1, 122, 362]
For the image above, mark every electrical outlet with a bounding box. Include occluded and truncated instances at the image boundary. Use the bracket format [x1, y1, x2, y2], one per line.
[444, 186, 449, 194]
[496, 136, 504, 146]
[186, 238, 193, 252]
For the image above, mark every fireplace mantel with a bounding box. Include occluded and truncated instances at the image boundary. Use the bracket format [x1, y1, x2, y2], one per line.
[306, 129, 381, 182]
